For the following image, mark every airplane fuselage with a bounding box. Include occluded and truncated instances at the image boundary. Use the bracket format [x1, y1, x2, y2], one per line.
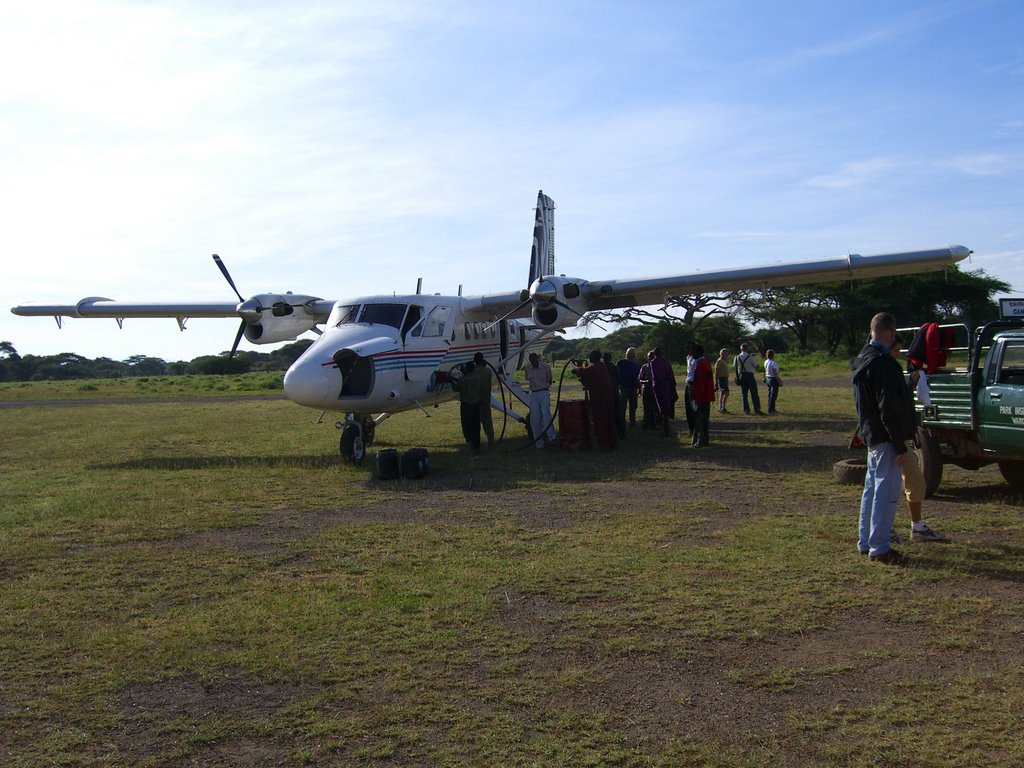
[282, 293, 543, 413]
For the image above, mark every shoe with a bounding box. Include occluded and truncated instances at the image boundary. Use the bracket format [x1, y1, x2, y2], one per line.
[869, 548, 906, 565]
[721, 408, 729, 413]
[744, 410, 751, 415]
[859, 549, 868, 556]
[911, 524, 945, 542]
[889, 528, 907, 544]
[755, 411, 766, 416]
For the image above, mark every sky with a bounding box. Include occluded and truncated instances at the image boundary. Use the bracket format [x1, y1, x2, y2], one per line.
[2, 0, 1022, 362]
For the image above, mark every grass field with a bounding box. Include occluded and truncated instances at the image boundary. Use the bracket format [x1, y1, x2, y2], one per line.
[2, 370, 1023, 767]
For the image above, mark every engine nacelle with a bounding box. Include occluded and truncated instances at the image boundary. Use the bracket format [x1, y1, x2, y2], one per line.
[529, 276, 588, 330]
[241, 293, 322, 344]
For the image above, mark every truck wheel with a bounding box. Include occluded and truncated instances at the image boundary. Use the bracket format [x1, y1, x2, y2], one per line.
[998, 461, 1024, 491]
[915, 427, 942, 498]
[833, 457, 867, 485]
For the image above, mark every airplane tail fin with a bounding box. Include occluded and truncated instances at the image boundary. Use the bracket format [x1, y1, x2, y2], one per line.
[528, 190, 555, 285]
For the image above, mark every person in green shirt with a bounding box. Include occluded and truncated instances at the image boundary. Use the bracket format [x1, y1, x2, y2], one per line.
[452, 362, 481, 453]
[473, 352, 495, 449]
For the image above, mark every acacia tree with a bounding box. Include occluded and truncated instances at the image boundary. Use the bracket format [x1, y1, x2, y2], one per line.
[580, 290, 739, 331]
[738, 285, 844, 352]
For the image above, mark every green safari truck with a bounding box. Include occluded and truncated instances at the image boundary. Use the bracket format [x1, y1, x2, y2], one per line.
[912, 320, 1024, 497]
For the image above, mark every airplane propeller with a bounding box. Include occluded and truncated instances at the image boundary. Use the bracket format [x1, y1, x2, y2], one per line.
[212, 254, 316, 357]
[212, 254, 250, 358]
[484, 279, 597, 333]
[213, 254, 244, 303]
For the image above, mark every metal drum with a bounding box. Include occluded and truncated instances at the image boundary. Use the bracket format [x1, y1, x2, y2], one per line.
[558, 399, 590, 451]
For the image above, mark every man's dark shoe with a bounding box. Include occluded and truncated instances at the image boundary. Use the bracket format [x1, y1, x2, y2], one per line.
[869, 548, 906, 565]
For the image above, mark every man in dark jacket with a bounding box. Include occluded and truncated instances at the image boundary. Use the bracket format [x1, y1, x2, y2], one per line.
[851, 312, 916, 564]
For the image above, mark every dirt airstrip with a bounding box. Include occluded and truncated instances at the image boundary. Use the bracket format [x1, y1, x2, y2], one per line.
[7, 376, 1024, 766]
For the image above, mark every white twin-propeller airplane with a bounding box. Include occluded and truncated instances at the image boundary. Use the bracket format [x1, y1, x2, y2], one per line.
[13, 191, 970, 461]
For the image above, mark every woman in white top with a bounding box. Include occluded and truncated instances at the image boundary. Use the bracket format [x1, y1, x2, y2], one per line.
[764, 349, 781, 414]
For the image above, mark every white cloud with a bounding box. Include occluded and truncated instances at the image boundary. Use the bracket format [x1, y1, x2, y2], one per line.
[804, 158, 899, 189]
[943, 153, 1009, 176]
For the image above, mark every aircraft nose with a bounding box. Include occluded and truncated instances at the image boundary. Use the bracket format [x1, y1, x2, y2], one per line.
[284, 358, 334, 408]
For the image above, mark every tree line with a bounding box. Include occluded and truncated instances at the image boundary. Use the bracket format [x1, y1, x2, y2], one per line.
[0, 340, 314, 382]
[2, 266, 1008, 380]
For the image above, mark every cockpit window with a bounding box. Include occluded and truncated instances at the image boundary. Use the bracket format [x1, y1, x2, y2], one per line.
[358, 303, 407, 329]
[401, 305, 422, 340]
[329, 304, 359, 327]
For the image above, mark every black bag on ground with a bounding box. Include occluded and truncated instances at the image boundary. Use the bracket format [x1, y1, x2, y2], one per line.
[401, 447, 429, 479]
[376, 449, 399, 480]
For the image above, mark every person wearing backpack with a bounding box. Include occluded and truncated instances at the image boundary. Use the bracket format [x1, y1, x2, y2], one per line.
[732, 343, 764, 415]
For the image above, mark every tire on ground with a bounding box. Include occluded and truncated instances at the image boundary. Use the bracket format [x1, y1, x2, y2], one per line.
[998, 460, 1024, 491]
[833, 457, 867, 485]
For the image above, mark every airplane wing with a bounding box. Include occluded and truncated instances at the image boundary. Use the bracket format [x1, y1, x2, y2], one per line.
[12, 295, 337, 349]
[12, 298, 245, 321]
[579, 246, 972, 311]
[11, 297, 335, 321]
[469, 245, 971, 327]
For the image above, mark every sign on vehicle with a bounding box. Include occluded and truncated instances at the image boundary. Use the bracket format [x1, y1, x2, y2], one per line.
[999, 298, 1024, 319]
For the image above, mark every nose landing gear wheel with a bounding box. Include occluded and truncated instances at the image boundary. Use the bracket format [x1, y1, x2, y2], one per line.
[361, 415, 376, 447]
[340, 424, 366, 464]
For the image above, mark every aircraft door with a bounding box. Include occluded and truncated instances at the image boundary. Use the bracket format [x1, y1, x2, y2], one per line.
[405, 305, 451, 382]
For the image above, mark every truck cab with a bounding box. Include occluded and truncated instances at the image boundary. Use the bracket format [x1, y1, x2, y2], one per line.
[910, 320, 1024, 495]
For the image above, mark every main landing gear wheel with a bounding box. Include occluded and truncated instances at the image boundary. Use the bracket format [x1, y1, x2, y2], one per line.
[340, 424, 366, 464]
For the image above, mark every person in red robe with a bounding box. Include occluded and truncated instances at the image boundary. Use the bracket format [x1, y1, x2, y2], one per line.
[573, 350, 618, 451]
[690, 343, 715, 447]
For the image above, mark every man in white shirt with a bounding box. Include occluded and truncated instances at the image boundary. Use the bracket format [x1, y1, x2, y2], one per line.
[524, 353, 557, 448]
[732, 343, 764, 415]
